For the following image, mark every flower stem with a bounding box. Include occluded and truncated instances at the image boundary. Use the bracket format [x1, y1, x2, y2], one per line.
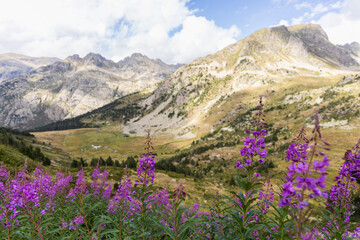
[297, 131, 318, 238]
[79, 196, 91, 236]
[5, 214, 10, 240]
[25, 202, 44, 240]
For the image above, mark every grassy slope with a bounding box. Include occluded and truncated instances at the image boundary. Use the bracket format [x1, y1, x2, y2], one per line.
[30, 74, 360, 207]
[0, 144, 38, 171]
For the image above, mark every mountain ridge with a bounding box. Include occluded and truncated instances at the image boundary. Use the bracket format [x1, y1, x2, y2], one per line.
[0, 53, 59, 81]
[32, 23, 360, 137]
[120, 23, 360, 136]
[0, 52, 181, 130]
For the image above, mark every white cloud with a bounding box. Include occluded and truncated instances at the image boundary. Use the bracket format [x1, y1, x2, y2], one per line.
[283, 0, 360, 45]
[317, 0, 360, 44]
[0, 0, 240, 64]
[279, 0, 358, 43]
[312, 3, 329, 15]
[294, 2, 312, 10]
[329, 1, 343, 10]
[294, 1, 342, 11]
[291, 15, 306, 25]
[276, 19, 290, 26]
[169, 16, 240, 63]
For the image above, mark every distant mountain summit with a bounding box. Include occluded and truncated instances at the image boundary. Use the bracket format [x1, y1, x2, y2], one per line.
[0, 53, 59, 81]
[0, 53, 181, 130]
[287, 24, 359, 67]
[338, 42, 360, 56]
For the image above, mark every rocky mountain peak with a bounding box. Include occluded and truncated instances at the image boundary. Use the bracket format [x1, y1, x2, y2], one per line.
[117, 53, 182, 72]
[269, 25, 291, 37]
[83, 52, 108, 67]
[0, 52, 182, 130]
[130, 53, 146, 58]
[349, 42, 360, 50]
[118, 53, 151, 66]
[288, 23, 329, 41]
[65, 54, 81, 62]
[285, 23, 359, 68]
[339, 42, 360, 56]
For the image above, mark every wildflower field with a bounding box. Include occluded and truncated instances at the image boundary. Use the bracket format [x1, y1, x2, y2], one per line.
[1, 97, 359, 240]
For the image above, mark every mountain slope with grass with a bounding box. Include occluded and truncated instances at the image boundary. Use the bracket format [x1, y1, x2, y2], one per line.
[121, 24, 360, 137]
[31, 24, 360, 186]
[36, 24, 360, 138]
[27, 24, 360, 210]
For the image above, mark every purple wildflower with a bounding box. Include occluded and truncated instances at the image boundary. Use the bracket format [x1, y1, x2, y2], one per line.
[279, 111, 330, 239]
[137, 130, 156, 186]
[279, 119, 330, 208]
[90, 166, 111, 198]
[236, 96, 267, 178]
[108, 169, 133, 213]
[137, 153, 155, 186]
[325, 138, 360, 236]
[258, 174, 274, 214]
[67, 169, 87, 201]
[173, 182, 186, 202]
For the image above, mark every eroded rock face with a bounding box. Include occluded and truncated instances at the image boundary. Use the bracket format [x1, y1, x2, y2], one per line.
[290, 24, 358, 68]
[0, 53, 181, 130]
[339, 42, 360, 56]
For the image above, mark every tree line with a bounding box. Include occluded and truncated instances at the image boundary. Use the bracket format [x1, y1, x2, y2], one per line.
[70, 155, 138, 169]
[0, 128, 51, 166]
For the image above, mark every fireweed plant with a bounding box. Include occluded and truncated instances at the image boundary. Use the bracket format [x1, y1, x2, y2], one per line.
[279, 112, 333, 239]
[1, 98, 360, 239]
[228, 96, 270, 239]
[317, 139, 360, 239]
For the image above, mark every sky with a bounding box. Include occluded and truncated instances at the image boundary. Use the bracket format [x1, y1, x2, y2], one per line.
[0, 0, 359, 64]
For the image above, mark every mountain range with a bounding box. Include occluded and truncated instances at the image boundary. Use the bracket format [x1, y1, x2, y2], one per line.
[33, 24, 360, 138]
[1, 23, 360, 137]
[0, 52, 181, 130]
[0, 53, 59, 81]
[1, 23, 359, 206]
[121, 24, 360, 136]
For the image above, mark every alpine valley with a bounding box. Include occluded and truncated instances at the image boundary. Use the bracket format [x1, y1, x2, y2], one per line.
[1, 23, 360, 203]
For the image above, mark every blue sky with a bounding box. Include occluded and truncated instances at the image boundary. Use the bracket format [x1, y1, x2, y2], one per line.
[0, 0, 358, 64]
[191, 0, 344, 38]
